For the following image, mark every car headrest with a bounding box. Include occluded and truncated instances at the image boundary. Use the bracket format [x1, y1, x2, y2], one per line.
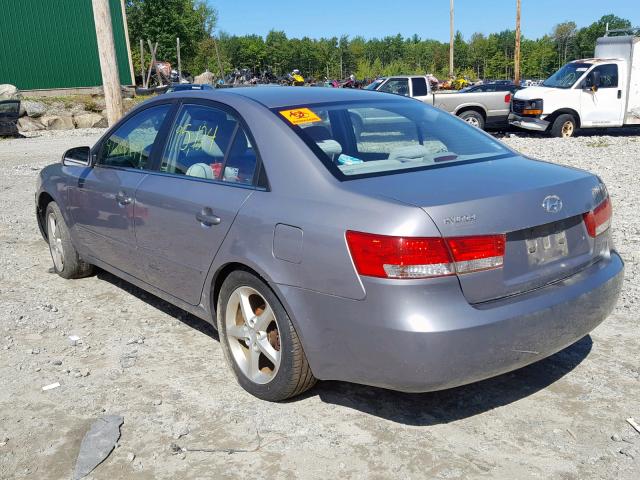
[303, 125, 332, 142]
[185, 162, 215, 179]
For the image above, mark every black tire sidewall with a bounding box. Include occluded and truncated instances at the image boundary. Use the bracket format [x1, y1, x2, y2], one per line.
[216, 270, 298, 401]
[551, 114, 576, 138]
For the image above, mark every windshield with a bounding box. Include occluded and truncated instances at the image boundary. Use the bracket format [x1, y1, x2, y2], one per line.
[274, 100, 510, 180]
[543, 62, 591, 89]
[365, 79, 384, 90]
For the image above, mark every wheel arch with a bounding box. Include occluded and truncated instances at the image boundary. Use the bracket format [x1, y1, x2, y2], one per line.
[456, 105, 487, 120]
[546, 109, 581, 128]
[36, 191, 55, 241]
[210, 262, 277, 319]
[207, 260, 315, 372]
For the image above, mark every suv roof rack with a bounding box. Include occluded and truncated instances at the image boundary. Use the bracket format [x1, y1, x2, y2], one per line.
[604, 26, 640, 37]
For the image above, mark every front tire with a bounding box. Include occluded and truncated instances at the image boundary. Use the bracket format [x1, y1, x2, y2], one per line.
[550, 114, 577, 138]
[217, 270, 316, 401]
[458, 110, 485, 130]
[45, 202, 94, 279]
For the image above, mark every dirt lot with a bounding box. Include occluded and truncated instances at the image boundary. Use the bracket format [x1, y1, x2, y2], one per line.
[1, 129, 639, 480]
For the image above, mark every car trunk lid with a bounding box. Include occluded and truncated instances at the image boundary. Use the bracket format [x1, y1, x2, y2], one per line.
[347, 155, 604, 303]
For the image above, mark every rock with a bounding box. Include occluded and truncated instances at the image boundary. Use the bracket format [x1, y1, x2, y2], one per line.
[612, 433, 622, 442]
[52, 360, 63, 366]
[17, 117, 45, 132]
[41, 115, 75, 130]
[152, 398, 162, 406]
[0, 84, 19, 100]
[20, 100, 46, 118]
[126, 452, 136, 463]
[619, 447, 635, 459]
[73, 113, 107, 129]
[73, 416, 123, 480]
[173, 424, 190, 439]
[194, 70, 214, 85]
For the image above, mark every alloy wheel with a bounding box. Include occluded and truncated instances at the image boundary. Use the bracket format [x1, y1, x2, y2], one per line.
[48, 213, 64, 270]
[225, 286, 281, 384]
[465, 117, 480, 128]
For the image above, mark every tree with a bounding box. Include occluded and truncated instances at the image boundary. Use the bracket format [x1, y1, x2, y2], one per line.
[572, 15, 631, 58]
[126, 0, 216, 73]
[552, 21, 577, 67]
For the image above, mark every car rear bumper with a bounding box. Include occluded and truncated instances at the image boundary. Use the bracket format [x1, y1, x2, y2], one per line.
[509, 113, 549, 132]
[278, 251, 624, 392]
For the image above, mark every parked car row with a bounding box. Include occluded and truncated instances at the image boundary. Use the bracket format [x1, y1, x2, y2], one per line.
[364, 34, 639, 138]
[366, 75, 516, 130]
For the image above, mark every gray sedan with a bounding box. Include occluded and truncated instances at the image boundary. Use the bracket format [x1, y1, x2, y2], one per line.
[36, 87, 623, 401]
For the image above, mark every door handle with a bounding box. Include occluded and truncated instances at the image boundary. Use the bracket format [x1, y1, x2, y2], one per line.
[115, 191, 132, 206]
[618, 90, 622, 99]
[196, 207, 221, 227]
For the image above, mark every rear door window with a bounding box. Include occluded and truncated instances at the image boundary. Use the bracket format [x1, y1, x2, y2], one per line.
[411, 77, 428, 96]
[161, 104, 257, 185]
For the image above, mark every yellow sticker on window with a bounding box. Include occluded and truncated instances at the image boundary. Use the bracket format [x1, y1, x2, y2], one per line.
[279, 108, 321, 125]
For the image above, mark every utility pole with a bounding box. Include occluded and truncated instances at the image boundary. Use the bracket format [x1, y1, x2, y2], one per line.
[514, 0, 521, 85]
[91, 0, 124, 125]
[449, 0, 454, 78]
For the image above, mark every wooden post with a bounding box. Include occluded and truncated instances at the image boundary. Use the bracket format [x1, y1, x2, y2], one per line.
[449, 0, 454, 78]
[176, 37, 181, 82]
[139, 39, 146, 89]
[91, 0, 124, 125]
[119, 0, 136, 86]
[514, 0, 521, 85]
[213, 35, 224, 81]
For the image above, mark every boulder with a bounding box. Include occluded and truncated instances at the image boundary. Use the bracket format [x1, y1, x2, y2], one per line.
[41, 115, 75, 130]
[0, 84, 19, 100]
[20, 100, 47, 118]
[17, 117, 45, 132]
[194, 71, 215, 85]
[74, 112, 107, 129]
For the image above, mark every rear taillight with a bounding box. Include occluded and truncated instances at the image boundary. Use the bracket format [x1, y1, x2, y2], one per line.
[345, 231, 505, 279]
[504, 93, 512, 103]
[446, 235, 506, 273]
[583, 196, 612, 237]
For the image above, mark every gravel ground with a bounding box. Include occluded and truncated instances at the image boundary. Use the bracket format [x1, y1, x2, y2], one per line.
[1, 129, 639, 480]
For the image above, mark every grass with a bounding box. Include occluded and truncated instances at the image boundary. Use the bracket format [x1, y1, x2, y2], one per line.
[586, 139, 612, 148]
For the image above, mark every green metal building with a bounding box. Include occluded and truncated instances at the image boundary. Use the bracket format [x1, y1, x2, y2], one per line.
[0, 0, 134, 90]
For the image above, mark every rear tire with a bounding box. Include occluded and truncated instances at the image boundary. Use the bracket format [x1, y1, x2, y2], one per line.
[550, 114, 577, 138]
[217, 270, 316, 401]
[45, 202, 94, 279]
[458, 110, 485, 130]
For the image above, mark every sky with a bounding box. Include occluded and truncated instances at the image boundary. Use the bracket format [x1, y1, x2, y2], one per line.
[212, 0, 639, 41]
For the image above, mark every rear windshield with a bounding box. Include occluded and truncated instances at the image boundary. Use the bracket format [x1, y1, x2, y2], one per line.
[273, 100, 510, 180]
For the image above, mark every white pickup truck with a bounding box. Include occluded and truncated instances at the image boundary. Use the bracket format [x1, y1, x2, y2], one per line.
[367, 75, 514, 130]
[510, 31, 640, 137]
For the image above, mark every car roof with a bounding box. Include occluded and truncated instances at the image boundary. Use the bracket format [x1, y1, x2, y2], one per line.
[166, 86, 404, 109]
[228, 86, 402, 108]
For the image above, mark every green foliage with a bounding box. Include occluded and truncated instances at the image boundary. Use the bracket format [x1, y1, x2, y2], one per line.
[124, 7, 633, 82]
[126, 0, 217, 73]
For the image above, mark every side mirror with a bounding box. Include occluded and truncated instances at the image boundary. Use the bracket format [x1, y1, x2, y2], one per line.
[62, 146, 91, 166]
